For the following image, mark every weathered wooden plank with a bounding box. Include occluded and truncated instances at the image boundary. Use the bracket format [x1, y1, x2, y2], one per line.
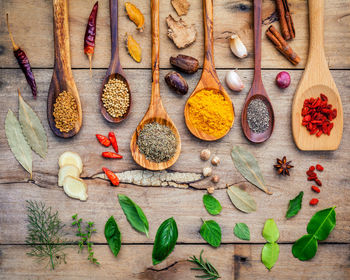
[0, 0, 349, 69]
[0, 244, 349, 279]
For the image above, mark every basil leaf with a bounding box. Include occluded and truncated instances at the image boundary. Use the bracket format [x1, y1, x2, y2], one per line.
[286, 191, 303, 219]
[203, 194, 222, 215]
[262, 242, 279, 270]
[200, 219, 221, 248]
[104, 216, 121, 257]
[234, 223, 250, 241]
[227, 185, 257, 213]
[152, 217, 178, 265]
[231, 146, 271, 194]
[262, 219, 279, 243]
[292, 234, 318, 261]
[307, 206, 336, 241]
[118, 194, 149, 237]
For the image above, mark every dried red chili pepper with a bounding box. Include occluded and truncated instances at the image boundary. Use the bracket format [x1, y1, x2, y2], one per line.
[6, 14, 37, 98]
[311, 185, 320, 193]
[102, 152, 123, 159]
[102, 167, 119, 186]
[84, 1, 98, 75]
[309, 198, 319, 206]
[108, 132, 119, 153]
[316, 164, 324, 171]
[96, 134, 111, 147]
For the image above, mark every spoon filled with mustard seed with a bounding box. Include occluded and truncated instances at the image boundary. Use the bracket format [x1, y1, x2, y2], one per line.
[99, 0, 131, 123]
[130, 0, 181, 171]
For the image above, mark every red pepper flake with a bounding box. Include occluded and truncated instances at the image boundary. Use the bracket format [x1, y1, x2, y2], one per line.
[102, 167, 119, 186]
[301, 94, 337, 137]
[309, 198, 319, 206]
[96, 134, 111, 147]
[102, 152, 123, 159]
[316, 164, 324, 171]
[311, 185, 320, 193]
[108, 132, 119, 153]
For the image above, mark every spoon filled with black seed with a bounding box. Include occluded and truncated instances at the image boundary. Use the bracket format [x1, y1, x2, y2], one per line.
[241, 0, 274, 143]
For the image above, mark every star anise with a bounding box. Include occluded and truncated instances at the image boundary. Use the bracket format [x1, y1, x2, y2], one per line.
[274, 156, 294, 176]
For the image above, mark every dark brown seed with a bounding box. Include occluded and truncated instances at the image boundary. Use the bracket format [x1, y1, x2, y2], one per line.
[170, 54, 199, 74]
[165, 71, 188, 95]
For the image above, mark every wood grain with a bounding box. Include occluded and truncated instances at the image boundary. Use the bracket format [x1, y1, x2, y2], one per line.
[292, 0, 344, 150]
[1, 0, 349, 69]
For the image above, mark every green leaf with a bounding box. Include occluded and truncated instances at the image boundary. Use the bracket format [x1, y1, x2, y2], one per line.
[262, 219, 279, 243]
[18, 93, 47, 158]
[286, 191, 304, 219]
[261, 242, 279, 270]
[203, 194, 222, 216]
[5, 109, 32, 176]
[234, 223, 250, 241]
[118, 194, 149, 237]
[104, 216, 121, 257]
[200, 220, 221, 248]
[231, 146, 271, 194]
[152, 217, 178, 265]
[307, 207, 336, 241]
[292, 234, 318, 261]
[226, 185, 257, 213]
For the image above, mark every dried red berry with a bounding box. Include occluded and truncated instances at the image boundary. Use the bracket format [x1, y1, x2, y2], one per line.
[315, 179, 322, 186]
[309, 198, 319, 205]
[311, 185, 320, 193]
[309, 166, 315, 171]
[316, 164, 324, 171]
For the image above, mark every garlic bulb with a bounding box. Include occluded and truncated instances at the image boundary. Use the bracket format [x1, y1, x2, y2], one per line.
[225, 70, 244, 92]
[229, 33, 248, 59]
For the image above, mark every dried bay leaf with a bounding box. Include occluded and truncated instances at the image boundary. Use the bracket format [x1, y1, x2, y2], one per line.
[231, 146, 271, 194]
[227, 185, 257, 213]
[19, 92, 47, 158]
[5, 109, 32, 176]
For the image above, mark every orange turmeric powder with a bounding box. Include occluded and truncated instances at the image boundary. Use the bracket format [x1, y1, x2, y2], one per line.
[187, 89, 234, 137]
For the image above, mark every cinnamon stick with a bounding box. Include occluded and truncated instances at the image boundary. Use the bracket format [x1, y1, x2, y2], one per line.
[266, 25, 300, 65]
[276, 0, 295, 40]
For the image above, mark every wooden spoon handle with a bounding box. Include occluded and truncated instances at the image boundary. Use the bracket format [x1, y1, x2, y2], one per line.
[151, 0, 161, 106]
[202, 0, 216, 74]
[253, 0, 262, 78]
[109, 0, 121, 74]
[53, 0, 71, 76]
[308, 0, 325, 61]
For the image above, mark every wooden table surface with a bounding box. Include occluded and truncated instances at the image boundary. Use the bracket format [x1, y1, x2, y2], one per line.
[0, 0, 349, 279]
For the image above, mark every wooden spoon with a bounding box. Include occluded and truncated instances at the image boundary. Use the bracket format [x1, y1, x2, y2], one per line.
[292, 0, 343, 150]
[99, 0, 131, 123]
[184, 0, 234, 141]
[47, 0, 82, 138]
[130, 0, 181, 171]
[241, 0, 274, 143]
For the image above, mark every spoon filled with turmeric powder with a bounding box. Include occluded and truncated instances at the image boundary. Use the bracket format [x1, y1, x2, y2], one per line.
[184, 0, 234, 141]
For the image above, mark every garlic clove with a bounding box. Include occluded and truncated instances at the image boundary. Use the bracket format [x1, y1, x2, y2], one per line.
[225, 70, 244, 92]
[229, 33, 248, 59]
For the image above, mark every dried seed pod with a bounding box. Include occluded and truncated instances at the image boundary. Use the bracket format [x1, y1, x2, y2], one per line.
[125, 2, 144, 31]
[126, 34, 142, 63]
[170, 54, 199, 74]
[164, 71, 188, 95]
[229, 33, 248, 59]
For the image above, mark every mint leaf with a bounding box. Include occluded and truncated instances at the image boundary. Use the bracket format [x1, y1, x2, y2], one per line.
[286, 191, 303, 219]
[234, 223, 250, 241]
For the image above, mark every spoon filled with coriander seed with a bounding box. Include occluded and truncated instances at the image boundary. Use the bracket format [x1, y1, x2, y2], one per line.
[99, 0, 131, 123]
[130, 0, 181, 171]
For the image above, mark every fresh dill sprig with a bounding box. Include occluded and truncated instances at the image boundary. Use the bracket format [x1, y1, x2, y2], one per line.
[72, 214, 99, 265]
[188, 250, 221, 280]
[25, 200, 67, 270]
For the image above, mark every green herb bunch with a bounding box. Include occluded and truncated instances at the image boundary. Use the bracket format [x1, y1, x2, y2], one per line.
[26, 200, 67, 270]
[72, 214, 99, 265]
[188, 250, 221, 279]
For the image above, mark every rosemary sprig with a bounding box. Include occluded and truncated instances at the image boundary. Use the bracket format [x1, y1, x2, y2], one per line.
[25, 200, 67, 270]
[72, 214, 99, 265]
[188, 250, 220, 280]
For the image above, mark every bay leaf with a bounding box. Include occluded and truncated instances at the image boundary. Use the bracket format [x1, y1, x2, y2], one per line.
[19, 93, 47, 158]
[231, 146, 271, 194]
[227, 185, 257, 213]
[5, 109, 32, 176]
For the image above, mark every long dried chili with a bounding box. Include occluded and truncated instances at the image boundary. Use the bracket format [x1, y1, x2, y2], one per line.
[108, 132, 119, 153]
[84, 1, 98, 75]
[102, 167, 119, 186]
[6, 14, 37, 98]
[102, 152, 123, 159]
[96, 134, 111, 147]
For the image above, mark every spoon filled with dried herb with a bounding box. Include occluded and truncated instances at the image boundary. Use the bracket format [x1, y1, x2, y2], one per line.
[130, 0, 181, 171]
[99, 0, 131, 123]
